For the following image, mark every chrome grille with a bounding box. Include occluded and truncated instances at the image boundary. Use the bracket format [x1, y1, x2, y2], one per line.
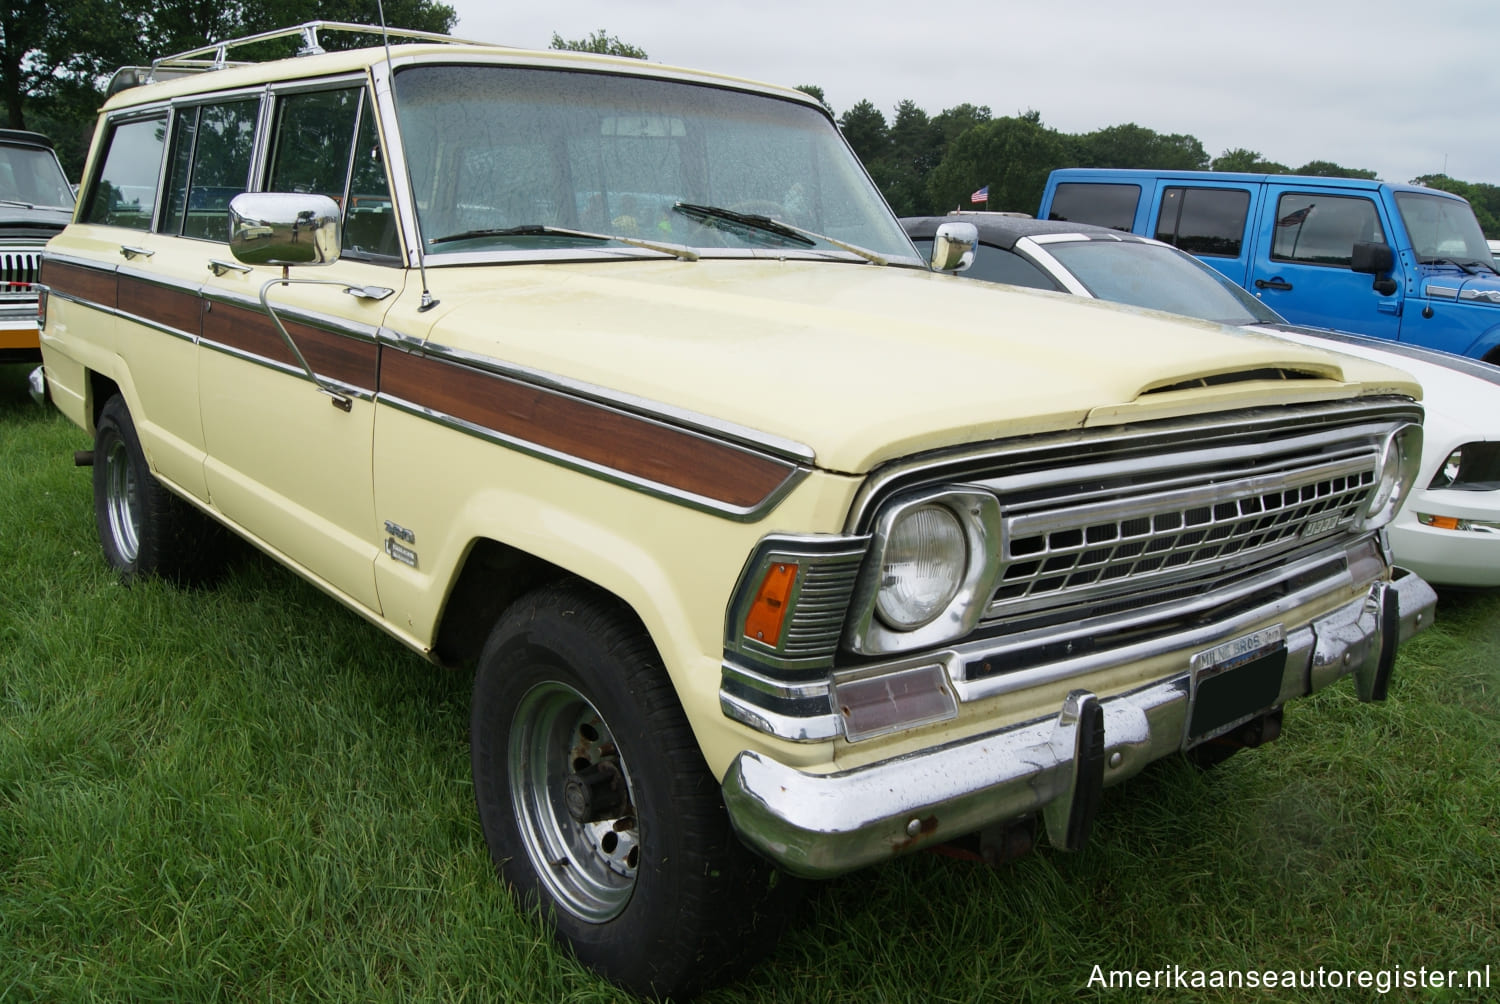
[1, 248, 42, 299]
[990, 454, 1375, 617]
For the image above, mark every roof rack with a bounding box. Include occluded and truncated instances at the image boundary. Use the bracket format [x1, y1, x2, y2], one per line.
[105, 20, 498, 96]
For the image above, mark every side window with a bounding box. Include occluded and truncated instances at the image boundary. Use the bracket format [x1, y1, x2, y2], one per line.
[268, 87, 398, 260]
[1270, 193, 1384, 267]
[1155, 187, 1249, 257]
[162, 98, 259, 242]
[82, 116, 168, 230]
[1047, 183, 1140, 231]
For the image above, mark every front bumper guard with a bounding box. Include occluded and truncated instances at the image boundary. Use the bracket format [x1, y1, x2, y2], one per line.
[721, 569, 1436, 879]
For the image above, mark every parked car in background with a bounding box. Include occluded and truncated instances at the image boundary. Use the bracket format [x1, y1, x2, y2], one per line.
[1, 129, 74, 364]
[1037, 169, 1500, 364]
[904, 213, 1500, 587]
[35, 21, 1438, 998]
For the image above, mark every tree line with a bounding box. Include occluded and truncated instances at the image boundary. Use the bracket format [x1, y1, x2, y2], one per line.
[5, 11, 1495, 236]
[816, 92, 1500, 234]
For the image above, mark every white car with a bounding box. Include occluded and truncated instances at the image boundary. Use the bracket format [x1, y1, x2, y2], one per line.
[905, 215, 1500, 587]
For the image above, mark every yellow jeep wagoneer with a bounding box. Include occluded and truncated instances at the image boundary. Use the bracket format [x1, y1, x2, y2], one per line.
[37, 22, 1437, 998]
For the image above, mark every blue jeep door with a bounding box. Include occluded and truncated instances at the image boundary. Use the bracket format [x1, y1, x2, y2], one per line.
[1249, 186, 1402, 338]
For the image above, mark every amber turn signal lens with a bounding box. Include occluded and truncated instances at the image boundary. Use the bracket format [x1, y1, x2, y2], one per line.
[743, 562, 798, 647]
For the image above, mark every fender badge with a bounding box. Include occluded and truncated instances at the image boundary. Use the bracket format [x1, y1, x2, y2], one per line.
[385, 538, 418, 568]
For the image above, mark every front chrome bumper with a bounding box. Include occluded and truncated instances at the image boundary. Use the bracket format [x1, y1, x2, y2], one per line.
[721, 569, 1437, 879]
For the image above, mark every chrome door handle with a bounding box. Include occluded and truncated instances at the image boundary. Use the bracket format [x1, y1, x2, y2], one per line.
[208, 259, 253, 276]
[119, 245, 155, 260]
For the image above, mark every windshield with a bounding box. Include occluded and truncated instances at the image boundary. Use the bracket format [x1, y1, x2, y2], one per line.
[1394, 191, 1491, 263]
[1044, 238, 1284, 325]
[0, 141, 74, 209]
[391, 65, 914, 261]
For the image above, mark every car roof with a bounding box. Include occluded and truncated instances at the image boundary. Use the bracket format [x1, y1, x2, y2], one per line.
[900, 213, 1145, 250]
[0, 128, 57, 150]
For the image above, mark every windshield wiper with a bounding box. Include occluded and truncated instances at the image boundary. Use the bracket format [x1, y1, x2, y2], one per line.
[1418, 256, 1480, 275]
[672, 202, 888, 265]
[427, 224, 697, 261]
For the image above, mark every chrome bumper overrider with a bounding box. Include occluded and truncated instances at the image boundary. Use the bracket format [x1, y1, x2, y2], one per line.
[721, 569, 1437, 879]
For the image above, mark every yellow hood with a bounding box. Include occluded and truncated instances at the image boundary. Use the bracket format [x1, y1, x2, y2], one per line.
[415, 259, 1420, 474]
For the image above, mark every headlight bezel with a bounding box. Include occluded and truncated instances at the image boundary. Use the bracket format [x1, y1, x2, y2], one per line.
[1360, 422, 1424, 530]
[844, 486, 1003, 656]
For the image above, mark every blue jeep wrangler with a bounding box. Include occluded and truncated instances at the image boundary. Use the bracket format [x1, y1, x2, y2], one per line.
[1038, 168, 1500, 363]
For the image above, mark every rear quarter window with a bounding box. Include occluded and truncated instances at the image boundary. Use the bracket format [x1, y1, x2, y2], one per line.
[1154, 187, 1249, 257]
[1047, 183, 1140, 231]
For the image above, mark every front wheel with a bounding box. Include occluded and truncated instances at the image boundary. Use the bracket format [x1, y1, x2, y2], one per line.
[471, 583, 794, 998]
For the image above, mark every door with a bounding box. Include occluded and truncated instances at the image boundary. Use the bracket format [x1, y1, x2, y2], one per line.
[195, 82, 403, 612]
[1248, 186, 1402, 338]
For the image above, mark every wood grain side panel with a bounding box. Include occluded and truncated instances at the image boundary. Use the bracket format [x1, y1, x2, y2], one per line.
[117, 274, 201, 335]
[40, 259, 118, 310]
[380, 349, 795, 509]
[202, 299, 378, 392]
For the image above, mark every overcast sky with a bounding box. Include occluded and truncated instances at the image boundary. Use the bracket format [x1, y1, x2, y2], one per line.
[444, 0, 1500, 191]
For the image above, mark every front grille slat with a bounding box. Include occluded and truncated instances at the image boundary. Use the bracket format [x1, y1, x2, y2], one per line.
[1, 247, 43, 299]
[987, 453, 1377, 622]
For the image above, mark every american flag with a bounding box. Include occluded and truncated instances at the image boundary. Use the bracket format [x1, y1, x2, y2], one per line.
[970, 185, 989, 204]
[1277, 205, 1313, 227]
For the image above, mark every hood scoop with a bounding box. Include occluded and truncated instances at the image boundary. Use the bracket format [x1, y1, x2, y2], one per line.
[1141, 365, 1336, 396]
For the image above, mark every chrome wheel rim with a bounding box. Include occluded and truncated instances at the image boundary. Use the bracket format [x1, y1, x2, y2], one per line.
[103, 436, 140, 563]
[509, 680, 639, 922]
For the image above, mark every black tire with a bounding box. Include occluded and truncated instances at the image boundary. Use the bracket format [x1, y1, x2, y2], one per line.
[92, 395, 225, 583]
[471, 582, 795, 999]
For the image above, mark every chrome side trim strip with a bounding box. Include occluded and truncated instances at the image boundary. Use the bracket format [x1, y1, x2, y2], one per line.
[376, 391, 808, 522]
[197, 337, 374, 402]
[411, 337, 817, 467]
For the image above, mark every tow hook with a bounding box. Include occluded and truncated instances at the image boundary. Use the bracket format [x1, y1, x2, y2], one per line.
[1186, 707, 1284, 768]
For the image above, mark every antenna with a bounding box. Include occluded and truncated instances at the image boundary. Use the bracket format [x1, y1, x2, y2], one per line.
[376, 0, 440, 311]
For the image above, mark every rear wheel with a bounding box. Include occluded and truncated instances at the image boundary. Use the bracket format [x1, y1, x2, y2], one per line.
[92, 395, 224, 583]
[471, 582, 794, 998]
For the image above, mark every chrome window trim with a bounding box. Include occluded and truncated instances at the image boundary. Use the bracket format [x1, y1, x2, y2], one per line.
[80, 107, 174, 233]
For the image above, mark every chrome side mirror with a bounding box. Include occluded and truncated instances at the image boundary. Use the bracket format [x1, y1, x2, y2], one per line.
[929, 221, 977, 273]
[229, 193, 342, 266]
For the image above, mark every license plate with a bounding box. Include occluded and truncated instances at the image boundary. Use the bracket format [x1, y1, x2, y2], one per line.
[1187, 625, 1287, 743]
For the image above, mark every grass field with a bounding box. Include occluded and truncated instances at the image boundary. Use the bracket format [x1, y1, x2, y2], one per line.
[3, 363, 1497, 1002]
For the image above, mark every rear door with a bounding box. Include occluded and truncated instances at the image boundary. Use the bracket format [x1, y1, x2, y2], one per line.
[1248, 184, 1402, 338]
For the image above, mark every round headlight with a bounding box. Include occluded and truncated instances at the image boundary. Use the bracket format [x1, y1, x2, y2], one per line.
[875, 504, 967, 630]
